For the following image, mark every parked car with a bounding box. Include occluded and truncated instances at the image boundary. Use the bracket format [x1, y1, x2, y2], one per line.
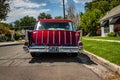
[23, 19, 83, 57]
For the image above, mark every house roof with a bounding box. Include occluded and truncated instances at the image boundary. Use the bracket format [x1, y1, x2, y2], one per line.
[100, 5, 120, 21]
[109, 17, 120, 24]
[100, 20, 109, 27]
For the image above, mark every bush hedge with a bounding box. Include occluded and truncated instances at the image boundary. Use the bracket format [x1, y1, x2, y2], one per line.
[108, 32, 116, 37]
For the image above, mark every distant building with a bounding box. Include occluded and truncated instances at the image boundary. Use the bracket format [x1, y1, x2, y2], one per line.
[100, 5, 120, 37]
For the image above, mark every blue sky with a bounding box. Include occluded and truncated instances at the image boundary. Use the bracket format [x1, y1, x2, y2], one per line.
[4, 0, 92, 23]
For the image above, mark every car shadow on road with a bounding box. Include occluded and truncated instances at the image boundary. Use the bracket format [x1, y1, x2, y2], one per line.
[29, 53, 97, 65]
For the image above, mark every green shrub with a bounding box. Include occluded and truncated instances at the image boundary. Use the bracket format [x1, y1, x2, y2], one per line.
[15, 32, 21, 40]
[108, 32, 116, 37]
[5, 32, 11, 41]
[5, 36, 11, 41]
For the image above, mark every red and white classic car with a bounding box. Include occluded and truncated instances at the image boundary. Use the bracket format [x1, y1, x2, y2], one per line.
[24, 19, 83, 57]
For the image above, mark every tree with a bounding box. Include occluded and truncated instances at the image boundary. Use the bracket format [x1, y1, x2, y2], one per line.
[80, 9, 102, 36]
[67, 3, 75, 20]
[0, 23, 11, 41]
[85, 0, 120, 15]
[14, 16, 36, 30]
[85, 1, 109, 14]
[20, 16, 36, 30]
[0, 0, 10, 21]
[55, 16, 63, 19]
[67, 3, 80, 29]
[0, 23, 10, 34]
[46, 14, 52, 19]
[109, 0, 120, 10]
[14, 20, 21, 30]
[38, 12, 52, 19]
[81, 0, 120, 36]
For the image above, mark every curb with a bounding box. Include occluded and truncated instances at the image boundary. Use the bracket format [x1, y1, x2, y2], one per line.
[83, 50, 120, 75]
[0, 42, 24, 47]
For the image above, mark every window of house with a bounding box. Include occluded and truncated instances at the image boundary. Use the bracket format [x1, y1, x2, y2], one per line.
[104, 27, 109, 33]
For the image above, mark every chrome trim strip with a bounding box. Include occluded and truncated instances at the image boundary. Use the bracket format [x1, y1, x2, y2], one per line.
[41, 30, 43, 43]
[59, 31, 60, 44]
[36, 31, 38, 44]
[29, 46, 78, 49]
[29, 49, 79, 53]
[47, 31, 49, 44]
[29, 46, 49, 49]
[76, 32, 77, 44]
[77, 30, 81, 41]
[70, 31, 72, 44]
[64, 31, 66, 44]
[59, 46, 78, 49]
[29, 46, 80, 53]
[53, 31, 55, 44]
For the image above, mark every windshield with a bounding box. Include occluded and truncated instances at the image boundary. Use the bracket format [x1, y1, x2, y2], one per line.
[35, 22, 74, 31]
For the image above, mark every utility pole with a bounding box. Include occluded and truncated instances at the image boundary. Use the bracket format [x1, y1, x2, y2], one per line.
[63, 0, 65, 19]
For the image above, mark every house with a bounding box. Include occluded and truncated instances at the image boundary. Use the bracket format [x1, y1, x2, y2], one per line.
[100, 5, 120, 37]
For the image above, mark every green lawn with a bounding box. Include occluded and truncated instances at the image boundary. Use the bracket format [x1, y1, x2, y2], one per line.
[83, 36, 120, 41]
[82, 38, 120, 66]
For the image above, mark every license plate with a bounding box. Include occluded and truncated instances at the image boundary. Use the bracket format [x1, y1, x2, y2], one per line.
[49, 46, 59, 52]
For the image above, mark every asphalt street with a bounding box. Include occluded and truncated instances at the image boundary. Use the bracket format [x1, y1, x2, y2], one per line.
[0, 45, 115, 80]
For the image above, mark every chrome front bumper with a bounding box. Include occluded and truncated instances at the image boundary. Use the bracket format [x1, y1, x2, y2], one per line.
[28, 46, 82, 53]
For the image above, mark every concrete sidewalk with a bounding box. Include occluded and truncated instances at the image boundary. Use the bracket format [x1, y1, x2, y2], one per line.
[0, 41, 24, 47]
[83, 38, 120, 43]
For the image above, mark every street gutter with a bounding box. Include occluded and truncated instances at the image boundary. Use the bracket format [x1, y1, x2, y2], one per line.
[83, 50, 120, 75]
[0, 42, 24, 47]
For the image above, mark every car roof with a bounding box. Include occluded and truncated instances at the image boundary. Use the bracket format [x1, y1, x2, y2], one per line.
[37, 19, 72, 22]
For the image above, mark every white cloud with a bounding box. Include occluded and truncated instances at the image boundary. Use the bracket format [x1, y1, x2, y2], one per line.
[48, 0, 67, 8]
[10, 0, 46, 9]
[5, 0, 50, 23]
[6, 8, 50, 23]
[73, 0, 92, 4]
[48, 0, 67, 5]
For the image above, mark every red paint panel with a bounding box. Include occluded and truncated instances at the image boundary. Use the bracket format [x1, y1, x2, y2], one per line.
[49, 30, 54, 46]
[66, 31, 71, 45]
[37, 31, 42, 45]
[32, 31, 36, 43]
[32, 30, 39, 45]
[72, 32, 76, 45]
[32, 30, 80, 46]
[42, 30, 48, 45]
[75, 32, 80, 45]
[60, 30, 65, 46]
[55, 31, 59, 45]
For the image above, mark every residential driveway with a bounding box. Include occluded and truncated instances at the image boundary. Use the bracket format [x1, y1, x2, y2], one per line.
[0, 45, 111, 80]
